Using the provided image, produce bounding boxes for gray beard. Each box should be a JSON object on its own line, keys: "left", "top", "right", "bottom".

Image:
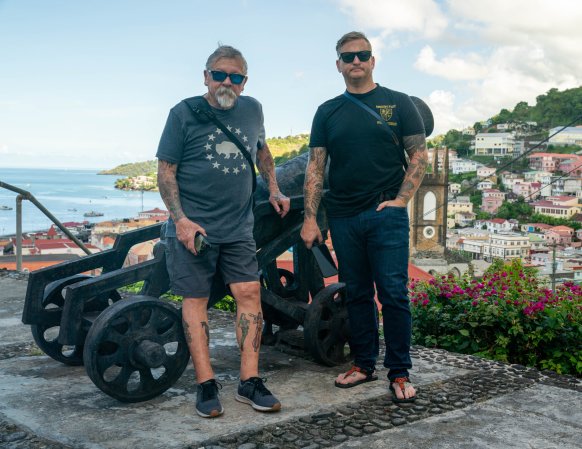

{"left": 215, "top": 86, "right": 237, "bottom": 109}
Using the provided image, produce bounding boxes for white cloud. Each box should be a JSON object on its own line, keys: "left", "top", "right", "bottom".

{"left": 415, "top": 46, "right": 487, "bottom": 81}
{"left": 336, "top": 0, "right": 448, "bottom": 39}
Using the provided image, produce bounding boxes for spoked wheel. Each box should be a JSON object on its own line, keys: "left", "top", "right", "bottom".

{"left": 31, "top": 275, "right": 121, "bottom": 366}
{"left": 83, "top": 296, "right": 190, "bottom": 403}
{"left": 303, "top": 283, "right": 351, "bottom": 366}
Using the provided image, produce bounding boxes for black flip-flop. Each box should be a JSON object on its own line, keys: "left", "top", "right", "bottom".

{"left": 389, "top": 377, "right": 416, "bottom": 403}
{"left": 334, "top": 366, "right": 378, "bottom": 389}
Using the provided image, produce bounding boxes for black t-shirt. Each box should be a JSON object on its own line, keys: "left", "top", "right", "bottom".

{"left": 309, "top": 84, "right": 425, "bottom": 217}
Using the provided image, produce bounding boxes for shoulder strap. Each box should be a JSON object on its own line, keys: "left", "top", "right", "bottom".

{"left": 343, "top": 91, "right": 408, "bottom": 170}
{"left": 183, "top": 97, "right": 257, "bottom": 192}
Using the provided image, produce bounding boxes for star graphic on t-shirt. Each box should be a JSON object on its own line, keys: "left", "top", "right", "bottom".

{"left": 222, "top": 167, "right": 230, "bottom": 174}
{"left": 227, "top": 125, "right": 232, "bottom": 131}
{"left": 205, "top": 143, "right": 212, "bottom": 151}
{"left": 233, "top": 167, "right": 240, "bottom": 175}
{"left": 235, "top": 128, "right": 241, "bottom": 135}
{"left": 212, "top": 161, "right": 220, "bottom": 169}
{"left": 206, "top": 154, "right": 214, "bottom": 160}
{"left": 242, "top": 135, "right": 248, "bottom": 142}
{"left": 215, "top": 128, "right": 222, "bottom": 134}
{"left": 241, "top": 163, "right": 247, "bottom": 170}
{"left": 246, "top": 145, "right": 251, "bottom": 151}
{"left": 208, "top": 134, "right": 215, "bottom": 141}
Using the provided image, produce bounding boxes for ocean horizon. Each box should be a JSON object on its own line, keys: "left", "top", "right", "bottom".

{"left": 0, "top": 167, "right": 166, "bottom": 237}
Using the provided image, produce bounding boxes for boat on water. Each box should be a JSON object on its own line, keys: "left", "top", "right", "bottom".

{"left": 0, "top": 205, "right": 13, "bottom": 211}
{"left": 83, "top": 211, "right": 104, "bottom": 217}
{"left": 68, "top": 208, "right": 78, "bottom": 212}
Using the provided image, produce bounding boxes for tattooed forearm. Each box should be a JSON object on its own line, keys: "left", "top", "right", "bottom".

{"left": 396, "top": 134, "right": 428, "bottom": 204}
{"left": 256, "top": 143, "right": 278, "bottom": 193}
{"left": 238, "top": 313, "right": 250, "bottom": 351}
{"left": 303, "top": 147, "right": 328, "bottom": 219}
{"left": 182, "top": 318, "right": 192, "bottom": 345}
{"left": 201, "top": 321, "right": 210, "bottom": 347}
{"left": 158, "top": 159, "right": 186, "bottom": 221}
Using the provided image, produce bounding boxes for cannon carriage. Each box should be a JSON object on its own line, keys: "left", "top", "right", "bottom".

{"left": 21, "top": 153, "right": 350, "bottom": 403}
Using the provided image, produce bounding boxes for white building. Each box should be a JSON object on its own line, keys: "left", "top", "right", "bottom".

{"left": 548, "top": 126, "right": 582, "bottom": 147}
{"left": 477, "top": 166, "right": 497, "bottom": 179}
{"left": 474, "top": 132, "right": 516, "bottom": 156}
{"left": 451, "top": 159, "right": 479, "bottom": 174}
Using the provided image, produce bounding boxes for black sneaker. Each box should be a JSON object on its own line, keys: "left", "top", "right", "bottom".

{"left": 235, "top": 377, "right": 281, "bottom": 412}
{"left": 196, "top": 379, "right": 224, "bottom": 418}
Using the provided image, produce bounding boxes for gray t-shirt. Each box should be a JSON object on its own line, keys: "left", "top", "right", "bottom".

{"left": 156, "top": 95, "right": 265, "bottom": 243}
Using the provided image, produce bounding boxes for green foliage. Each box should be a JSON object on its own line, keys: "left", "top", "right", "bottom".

{"left": 273, "top": 144, "right": 309, "bottom": 166}
{"left": 530, "top": 213, "right": 582, "bottom": 231}
{"left": 441, "top": 129, "right": 472, "bottom": 157}
{"left": 410, "top": 259, "right": 582, "bottom": 376}
{"left": 495, "top": 197, "right": 534, "bottom": 221}
{"left": 547, "top": 144, "right": 581, "bottom": 154}
{"left": 267, "top": 134, "right": 310, "bottom": 159}
{"left": 213, "top": 295, "right": 237, "bottom": 312}
{"left": 100, "top": 160, "right": 158, "bottom": 176}
{"left": 448, "top": 171, "right": 477, "bottom": 184}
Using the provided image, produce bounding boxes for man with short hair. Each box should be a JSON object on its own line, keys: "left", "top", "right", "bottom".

{"left": 301, "top": 31, "right": 428, "bottom": 402}
{"left": 157, "top": 45, "right": 289, "bottom": 418}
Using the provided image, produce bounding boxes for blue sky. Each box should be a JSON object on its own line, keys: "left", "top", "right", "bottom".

{"left": 1, "top": 0, "right": 581, "bottom": 169}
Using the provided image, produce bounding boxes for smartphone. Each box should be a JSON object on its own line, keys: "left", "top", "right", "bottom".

{"left": 194, "top": 233, "right": 211, "bottom": 256}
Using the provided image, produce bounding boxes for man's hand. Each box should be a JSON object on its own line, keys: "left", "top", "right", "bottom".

{"left": 269, "top": 191, "right": 290, "bottom": 218}
{"left": 176, "top": 217, "right": 206, "bottom": 255}
{"left": 376, "top": 198, "right": 407, "bottom": 211}
{"left": 300, "top": 218, "right": 323, "bottom": 249}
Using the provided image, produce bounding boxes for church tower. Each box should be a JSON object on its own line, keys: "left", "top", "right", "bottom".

{"left": 409, "top": 148, "right": 449, "bottom": 257}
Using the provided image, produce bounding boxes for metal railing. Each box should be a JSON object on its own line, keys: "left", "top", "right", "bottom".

{"left": 0, "top": 181, "right": 90, "bottom": 271}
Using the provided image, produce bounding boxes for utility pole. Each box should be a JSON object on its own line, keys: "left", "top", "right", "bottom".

{"left": 552, "top": 242, "right": 556, "bottom": 291}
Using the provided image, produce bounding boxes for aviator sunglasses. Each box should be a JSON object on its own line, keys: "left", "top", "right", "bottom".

{"left": 339, "top": 50, "right": 372, "bottom": 63}
{"left": 209, "top": 70, "right": 246, "bottom": 85}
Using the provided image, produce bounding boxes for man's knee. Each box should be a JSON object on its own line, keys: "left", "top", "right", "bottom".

{"left": 231, "top": 281, "right": 260, "bottom": 306}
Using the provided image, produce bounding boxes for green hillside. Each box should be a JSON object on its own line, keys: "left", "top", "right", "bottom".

{"left": 99, "top": 160, "right": 157, "bottom": 176}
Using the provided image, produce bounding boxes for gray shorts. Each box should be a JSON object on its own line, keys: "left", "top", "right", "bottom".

{"left": 165, "top": 237, "right": 259, "bottom": 298}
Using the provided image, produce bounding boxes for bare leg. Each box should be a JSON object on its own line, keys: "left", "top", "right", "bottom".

{"left": 182, "top": 297, "right": 214, "bottom": 383}
{"left": 230, "top": 281, "right": 262, "bottom": 380}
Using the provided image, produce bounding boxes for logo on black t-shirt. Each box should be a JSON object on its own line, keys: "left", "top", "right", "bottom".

{"left": 376, "top": 104, "right": 396, "bottom": 123}
{"left": 205, "top": 126, "right": 251, "bottom": 176}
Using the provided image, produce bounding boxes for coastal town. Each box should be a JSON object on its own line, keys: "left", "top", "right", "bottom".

{"left": 1, "top": 123, "right": 582, "bottom": 287}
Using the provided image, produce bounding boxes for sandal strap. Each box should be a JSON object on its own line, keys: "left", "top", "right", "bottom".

{"left": 393, "top": 376, "right": 411, "bottom": 393}
{"left": 343, "top": 365, "right": 371, "bottom": 378}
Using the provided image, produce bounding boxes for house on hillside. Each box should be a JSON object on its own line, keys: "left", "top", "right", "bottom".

{"left": 474, "top": 132, "right": 515, "bottom": 156}
{"left": 548, "top": 126, "right": 582, "bottom": 147}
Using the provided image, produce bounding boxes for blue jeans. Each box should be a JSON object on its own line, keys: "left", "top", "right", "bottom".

{"left": 329, "top": 205, "right": 412, "bottom": 379}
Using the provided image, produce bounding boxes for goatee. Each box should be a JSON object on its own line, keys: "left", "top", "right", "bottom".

{"left": 215, "top": 86, "right": 237, "bottom": 109}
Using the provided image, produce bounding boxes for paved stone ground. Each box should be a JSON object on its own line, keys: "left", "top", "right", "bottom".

{"left": 0, "top": 271, "right": 580, "bottom": 449}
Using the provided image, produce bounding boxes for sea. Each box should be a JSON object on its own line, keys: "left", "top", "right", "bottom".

{"left": 0, "top": 167, "right": 166, "bottom": 237}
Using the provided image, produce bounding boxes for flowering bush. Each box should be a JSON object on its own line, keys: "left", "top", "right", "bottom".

{"left": 410, "top": 259, "right": 582, "bottom": 376}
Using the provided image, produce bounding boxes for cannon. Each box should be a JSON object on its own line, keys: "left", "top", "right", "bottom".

{"left": 21, "top": 152, "right": 349, "bottom": 403}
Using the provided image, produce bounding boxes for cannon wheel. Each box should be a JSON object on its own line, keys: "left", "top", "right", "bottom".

{"left": 83, "top": 296, "right": 190, "bottom": 403}
{"left": 31, "top": 275, "right": 121, "bottom": 366}
{"left": 303, "top": 283, "right": 351, "bottom": 366}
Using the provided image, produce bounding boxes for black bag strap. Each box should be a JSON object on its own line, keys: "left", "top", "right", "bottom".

{"left": 184, "top": 97, "right": 257, "bottom": 192}
{"left": 343, "top": 91, "right": 408, "bottom": 170}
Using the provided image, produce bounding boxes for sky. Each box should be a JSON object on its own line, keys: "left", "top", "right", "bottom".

{"left": 1, "top": 0, "right": 581, "bottom": 170}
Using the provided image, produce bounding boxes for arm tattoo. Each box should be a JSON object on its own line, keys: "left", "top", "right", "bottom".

{"left": 396, "top": 134, "right": 428, "bottom": 204}
{"left": 238, "top": 313, "right": 250, "bottom": 351}
{"left": 256, "top": 143, "right": 278, "bottom": 193}
{"left": 304, "top": 147, "right": 328, "bottom": 219}
{"left": 182, "top": 318, "right": 192, "bottom": 345}
{"left": 201, "top": 321, "right": 210, "bottom": 347}
{"left": 157, "top": 159, "right": 186, "bottom": 221}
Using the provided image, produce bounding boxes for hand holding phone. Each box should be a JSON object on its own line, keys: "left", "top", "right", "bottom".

{"left": 194, "top": 233, "right": 211, "bottom": 256}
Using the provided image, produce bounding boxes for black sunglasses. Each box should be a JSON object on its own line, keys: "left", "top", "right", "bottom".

{"left": 339, "top": 50, "right": 372, "bottom": 63}
{"left": 209, "top": 70, "right": 246, "bottom": 85}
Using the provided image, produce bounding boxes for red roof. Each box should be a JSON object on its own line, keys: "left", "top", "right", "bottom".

{"left": 47, "top": 226, "right": 58, "bottom": 237}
